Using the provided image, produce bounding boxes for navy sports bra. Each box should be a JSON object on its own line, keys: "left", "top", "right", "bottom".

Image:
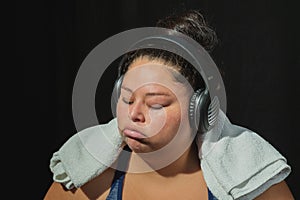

{"left": 106, "top": 146, "right": 218, "bottom": 200}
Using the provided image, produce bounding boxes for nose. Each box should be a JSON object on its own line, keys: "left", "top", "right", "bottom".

{"left": 128, "top": 100, "right": 146, "bottom": 123}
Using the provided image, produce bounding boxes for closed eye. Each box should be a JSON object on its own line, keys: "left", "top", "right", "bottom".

{"left": 122, "top": 97, "right": 133, "bottom": 105}
{"left": 150, "top": 104, "right": 164, "bottom": 110}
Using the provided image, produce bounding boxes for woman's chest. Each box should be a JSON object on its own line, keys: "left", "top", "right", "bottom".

{"left": 122, "top": 172, "right": 209, "bottom": 200}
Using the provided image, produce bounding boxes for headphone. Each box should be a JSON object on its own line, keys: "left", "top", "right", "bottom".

{"left": 111, "top": 33, "right": 220, "bottom": 134}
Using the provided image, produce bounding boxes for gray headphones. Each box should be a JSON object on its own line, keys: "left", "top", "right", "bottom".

{"left": 111, "top": 33, "right": 220, "bottom": 133}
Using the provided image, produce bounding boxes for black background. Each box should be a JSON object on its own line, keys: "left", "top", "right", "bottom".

{"left": 18, "top": 0, "right": 299, "bottom": 199}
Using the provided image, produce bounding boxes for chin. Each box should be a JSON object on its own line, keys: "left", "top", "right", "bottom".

{"left": 125, "top": 137, "right": 150, "bottom": 153}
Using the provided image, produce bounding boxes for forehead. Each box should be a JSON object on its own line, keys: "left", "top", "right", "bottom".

{"left": 125, "top": 63, "right": 173, "bottom": 83}
{"left": 123, "top": 62, "right": 193, "bottom": 97}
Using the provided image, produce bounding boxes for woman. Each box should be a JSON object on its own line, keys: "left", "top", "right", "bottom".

{"left": 44, "top": 10, "right": 294, "bottom": 199}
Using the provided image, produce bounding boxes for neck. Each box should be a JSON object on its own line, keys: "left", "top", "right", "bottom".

{"left": 156, "top": 142, "right": 201, "bottom": 177}
{"left": 127, "top": 142, "right": 201, "bottom": 177}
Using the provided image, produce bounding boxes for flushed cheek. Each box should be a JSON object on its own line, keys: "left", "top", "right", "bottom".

{"left": 116, "top": 102, "right": 125, "bottom": 116}
{"left": 146, "top": 108, "right": 168, "bottom": 137}
{"left": 164, "top": 109, "right": 181, "bottom": 134}
{"left": 148, "top": 107, "right": 182, "bottom": 140}
{"left": 116, "top": 102, "right": 129, "bottom": 128}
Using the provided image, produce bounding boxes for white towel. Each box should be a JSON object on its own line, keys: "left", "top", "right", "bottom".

{"left": 49, "top": 111, "right": 291, "bottom": 199}
{"left": 198, "top": 110, "right": 291, "bottom": 199}
{"left": 49, "top": 118, "right": 123, "bottom": 189}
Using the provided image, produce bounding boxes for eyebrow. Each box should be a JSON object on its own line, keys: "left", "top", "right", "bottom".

{"left": 121, "top": 86, "right": 133, "bottom": 93}
{"left": 121, "top": 86, "right": 171, "bottom": 97}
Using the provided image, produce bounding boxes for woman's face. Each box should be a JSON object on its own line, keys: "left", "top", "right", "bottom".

{"left": 117, "top": 57, "right": 194, "bottom": 154}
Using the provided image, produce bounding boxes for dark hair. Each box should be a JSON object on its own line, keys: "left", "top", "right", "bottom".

{"left": 119, "top": 9, "right": 218, "bottom": 91}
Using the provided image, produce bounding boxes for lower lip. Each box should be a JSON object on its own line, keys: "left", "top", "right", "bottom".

{"left": 123, "top": 129, "right": 146, "bottom": 139}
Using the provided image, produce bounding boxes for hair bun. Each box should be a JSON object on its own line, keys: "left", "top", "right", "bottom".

{"left": 156, "top": 10, "right": 218, "bottom": 53}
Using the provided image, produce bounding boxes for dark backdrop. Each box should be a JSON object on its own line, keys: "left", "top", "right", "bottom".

{"left": 18, "top": 0, "right": 299, "bottom": 199}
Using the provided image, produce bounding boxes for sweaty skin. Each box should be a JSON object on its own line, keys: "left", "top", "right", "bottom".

{"left": 44, "top": 57, "right": 295, "bottom": 200}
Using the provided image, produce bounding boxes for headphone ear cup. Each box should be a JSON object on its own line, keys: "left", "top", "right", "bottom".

{"left": 111, "top": 53, "right": 129, "bottom": 117}
{"left": 111, "top": 75, "right": 124, "bottom": 117}
{"left": 189, "top": 89, "right": 219, "bottom": 133}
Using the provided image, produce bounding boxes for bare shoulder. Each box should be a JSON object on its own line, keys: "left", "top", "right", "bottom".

{"left": 44, "top": 167, "right": 115, "bottom": 200}
{"left": 44, "top": 181, "right": 77, "bottom": 200}
{"left": 254, "top": 181, "right": 295, "bottom": 200}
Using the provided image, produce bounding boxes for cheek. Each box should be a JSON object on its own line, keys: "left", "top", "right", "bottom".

{"left": 149, "top": 101, "right": 189, "bottom": 138}
{"left": 116, "top": 101, "right": 128, "bottom": 125}
{"left": 163, "top": 101, "right": 191, "bottom": 136}
{"left": 166, "top": 108, "right": 181, "bottom": 124}
{"left": 116, "top": 101, "right": 125, "bottom": 116}
{"left": 157, "top": 106, "right": 182, "bottom": 136}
